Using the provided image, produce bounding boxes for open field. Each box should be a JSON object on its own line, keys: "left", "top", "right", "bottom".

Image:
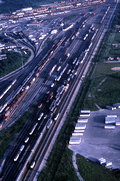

{"left": 82, "top": 74, "right": 120, "bottom": 110}
{"left": 0, "top": 50, "right": 31, "bottom": 78}
{"left": 93, "top": 3, "right": 120, "bottom": 64}
{"left": 76, "top": 154, "right": 120, "bottom": 181}
{"left": 96, "top": 31, "right": 120, "bottom": 63}
{"left": 95, "top": 76, "right": 120, "bottom": 108}
{"left": 92, "top": 62, "right": 120, "bottom": 79}
{"left": 0, "top": 0, "right": 60, "bottom": 13}
{"left": 38, "top": 147, "right": 79, "bottom": 181}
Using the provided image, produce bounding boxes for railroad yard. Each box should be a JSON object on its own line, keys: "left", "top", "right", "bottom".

{"left": 0, "top": 0, "right": 119, "bottom": 180}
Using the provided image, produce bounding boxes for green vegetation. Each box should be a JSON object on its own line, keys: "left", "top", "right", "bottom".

{"left": 0, "top": 49, "right": 31, "bottom": 77}
{"left": 0, "top": 0, "right": 38, "bottom": 13}
{"left": 39, "top": 147, "right": 79, "bottom": 181}
{"left": 82, "top": 2, "right": 120, "bottom": 110}
{"left": 0, "top": 0, "right": 57, "bottom": 14}
{"left": 76, "top": 154, "right": 120, "bottom": 181}
{"left": 96, "top": 30, "right": 120, "bottom": 62}
{"left": 63, "top": 14, "right": 78, "bottom": 23}
{"left": 0, "top": 106, "right": 33, "bottom": 163}
{"left": 92, "top": 62, "right": 120, "bottom": 78}
{"left": 53, "top": 148, "right": 79, "bottom": 181}
{"left": 112, "top": 2, "right": 120, "bottom": 28}
{"left": 83, "top": 74, "right": 120, "bottom": 110}
{"left": 93, "top": 3, "right": 120, "bottom": 64}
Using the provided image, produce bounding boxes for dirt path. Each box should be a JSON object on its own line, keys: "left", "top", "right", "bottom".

{"left": 72, "top": 151, "right": 84, "bottom": 181}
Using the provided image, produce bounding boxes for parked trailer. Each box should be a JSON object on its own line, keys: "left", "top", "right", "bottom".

{"left": 24, "top": 137, "right": 29, "bottom": 143}
{"left": 16, "top": 126, "right": 46, "bottom": 181}
{"left": 54, "top": 113, "right": 59, "bottom": 121}
{"left": 74, "top": 129, "right": 85, "bottom": 133}
{"left": 104, "top": 125, "right": 115, "bottom": 129}
{"left": 14, "top": 145, "right": 25, "bottom": 161}
{"left": 49, "top": 64, "right": 57, "bottom": 76}
{"left": 113, "top": 103, "right": 120, "bottom": 108}
{"left": 106, "top": 105, "right": 116, "bottom": 110}
{"left": 57, "top": 66, "right": 61, "bottom": 72}
{"left": 79, "top": 114, "right": 90, "bottom": 117}
{"left": 107, "top": 115, "right": 117, "bottom": 118}
{"left": 51, "top": 82, "right": 55, "bottom": 88}
{"left": 56, "top": 75, "right": 61, "bottom": 82}
{"left": 46, "top": 119, "right": 53, "bottom": 129}
{"left": 20, "top": 145, "right": 25, "bottom": 152}
{"left": 72, "top": 133, "right": 83, "bottom": 136}
{"left": 67, "top": 69, "right": 71, "bottom": 75}
{"left": 30, "top": 161, "right": 35, "bottom": 169}
{"left": 14, "top": 152, "right": 21, "bottom": 162}
{"left": 29, "top": 123, "right": 38, "bottom": 135}
{"left": 106, "top": 162, "right": 112, "bottom": 168}
{"left": 0, "top": 102, "right": 8, "bottom": 114}
{"left": 38, "top": 112, "right": 44, "bottom": 121}
{"left": 0, "top": 79, "right": 17, "bottom": 100}
{"left": 99, "top": 158, "right": 106, "bottom": 166}
{"left": 73, "top": 57, "right": 77, "bottom": 64}
{"left": 77, "top": 118, "right": 88, "bottom": 123}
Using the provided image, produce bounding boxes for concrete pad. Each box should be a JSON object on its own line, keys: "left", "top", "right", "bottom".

{"left": 69, "top": 109, "right": 120, "bottom": 169}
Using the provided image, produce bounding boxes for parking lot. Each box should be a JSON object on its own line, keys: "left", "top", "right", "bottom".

{"left": 69, "top": 108, "right": 120, "bottom": 169}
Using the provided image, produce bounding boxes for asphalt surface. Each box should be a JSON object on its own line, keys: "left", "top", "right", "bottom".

{"left": 69, "top": 108, "right": 120, "bottom": 169}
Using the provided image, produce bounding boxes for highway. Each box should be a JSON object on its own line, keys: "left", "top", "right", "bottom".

{"left": 0, "top": 0, "right": 118, "bottom": 180}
